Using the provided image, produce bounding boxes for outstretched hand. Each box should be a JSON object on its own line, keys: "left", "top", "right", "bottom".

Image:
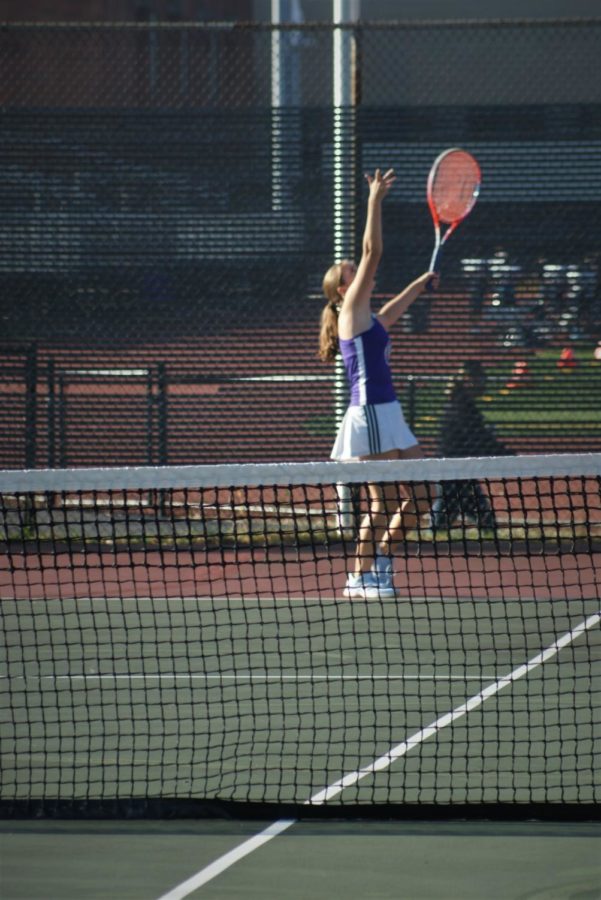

{"left": 365, "top": 168, "right": 396, "bottom": 201}
{"left": 416, "top": 271, "right": 439, "bottom": 292}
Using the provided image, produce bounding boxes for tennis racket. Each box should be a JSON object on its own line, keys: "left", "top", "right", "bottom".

{"left": 426, "top": 148, "right": 481, "bottom": 287}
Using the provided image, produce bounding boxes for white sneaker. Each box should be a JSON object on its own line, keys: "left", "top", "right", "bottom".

{"left": 342, "top": 572, "right": 380, "bottom": 599}
{"left": 374, "top": 571, "right": 396, "bottom": 598}
{"left": 372, "top": 556, "right": 396, "bottom": 598}
{"left": 342, "top": 571, "right": 395, "bottom": 599}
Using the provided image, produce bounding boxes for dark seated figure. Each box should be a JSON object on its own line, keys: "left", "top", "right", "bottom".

{"left": 432, "top": 361, "right": 512, "bottom": 532}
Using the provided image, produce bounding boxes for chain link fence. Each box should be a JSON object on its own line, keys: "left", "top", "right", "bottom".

{"left": 1, "top": 20, "right": 600, "bottom": 467}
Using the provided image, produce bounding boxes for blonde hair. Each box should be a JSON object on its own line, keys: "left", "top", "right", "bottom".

{"left": 318, "top": 262, "right": 345, "bottom": 362}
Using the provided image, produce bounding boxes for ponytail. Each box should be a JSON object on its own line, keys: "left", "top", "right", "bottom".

{"left": 318, "top": 262, "right": 344, "bottom": 362}
{"left": 318, "top": 302, "right": 340, "bottom": 362}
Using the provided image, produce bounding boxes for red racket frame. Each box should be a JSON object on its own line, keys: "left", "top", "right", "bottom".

{"left": 427, "top": 147, "right": 481, "bottom": 273}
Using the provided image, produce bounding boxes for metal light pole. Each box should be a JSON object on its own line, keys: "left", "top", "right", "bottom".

{"left": 271, "top": 0, "right": 303, "bottom": 211}
{"left": 332, "top": 0, "right": 360, "bottom": 429}
{"left": 333, "top": 0, "right": 360, "bottom": 533}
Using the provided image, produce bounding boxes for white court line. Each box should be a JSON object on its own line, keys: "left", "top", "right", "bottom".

{"left": 5, "top": 594, "right": 563, "bottom": 606}
{"left": 3, "top": 672, "right": 500, "bottom": 683}
{"left": 155, "top": 608, "right": 601, "bottom": 900}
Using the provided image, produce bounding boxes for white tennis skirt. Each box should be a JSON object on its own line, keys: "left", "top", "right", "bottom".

{"left": 330, "top": 400, "right": 418, "bottom": 460}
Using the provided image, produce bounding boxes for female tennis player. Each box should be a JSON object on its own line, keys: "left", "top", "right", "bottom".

{"left": 319, "top": 168, "right": 436, "bottom": 599}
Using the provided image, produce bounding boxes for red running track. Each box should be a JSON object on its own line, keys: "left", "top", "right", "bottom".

{"left": 2, "top": 545, "right": 599, "bottom": 603}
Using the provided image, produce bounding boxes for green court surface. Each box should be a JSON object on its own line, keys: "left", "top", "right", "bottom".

{"left": 1, "top": 818, "right": 600, "bottom": 899}
{"left": 2, "top": 593, "right": 599, "bottom": 808}
{"left": 2, "top": 534, "right": 600, "bottom": 899}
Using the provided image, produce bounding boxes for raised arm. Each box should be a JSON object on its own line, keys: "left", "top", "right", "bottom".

{"left": 337, "top": 168, "right": 396, "bottom": 339}
{"left": 376, "top": 271, "right": 438, "bottom": 331}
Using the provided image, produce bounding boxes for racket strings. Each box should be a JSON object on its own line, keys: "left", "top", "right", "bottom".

{"left": 430, "top": 152, "right": 480, "bottom": 224}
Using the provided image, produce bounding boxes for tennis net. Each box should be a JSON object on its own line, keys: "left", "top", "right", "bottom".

{"left": 1, "top": 454, "right": 599, "bottom": 818}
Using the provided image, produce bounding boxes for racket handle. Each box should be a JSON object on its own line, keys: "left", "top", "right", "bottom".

{"left": 426, "top": 245, "right": 441, "bottom": 292}
{"left": 426, "top": 275, "right": 437, "bottom": 293}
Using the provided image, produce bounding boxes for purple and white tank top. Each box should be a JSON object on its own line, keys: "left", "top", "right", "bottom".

{"left": 338, "top": 316, "right": 397, "bottom": 406}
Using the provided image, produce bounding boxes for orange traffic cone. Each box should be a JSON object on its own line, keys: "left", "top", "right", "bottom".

{"left": 506, "top": 359, "right": 531, "bottom": 389}
{"left": 558, "top": 347, "right": 577, "bottom": 369}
